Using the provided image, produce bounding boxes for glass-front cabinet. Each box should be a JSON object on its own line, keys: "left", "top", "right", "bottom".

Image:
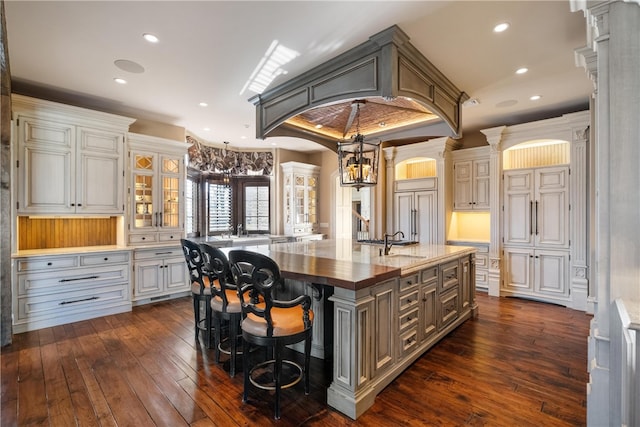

{"left": 127, "top": 134, "right": 186, "bottom": 245}
{"left": 281, "top": 161, "right": 320, "bottom": 236}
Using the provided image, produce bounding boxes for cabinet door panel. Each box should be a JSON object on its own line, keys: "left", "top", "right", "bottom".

{"left": 394, "top": 192, "right": 414, "bottom": 239}
{"left": 135, "top": 260, "right": 163, "bottom": 297}
{"left": 535, "top": 167, "right": 569, "bottom": 248}
{"left": 503, "top": 248, "right": 533, "bottom": 292}
{"left": 534, "top": 250, "right": 569, "bottom": 297}
{"left": 165, "top": 258, "right": 188, "bottom": 291}
{"left": 420, "top": 284, "right": 437, "bottom": 341}
{"left": 21, "top": 146, "right": 74, "bottom": 213}
{"left": 372, "top": 282, "right": 394, "bottom": 375}
{"left": 474, "top": 159, "right": 491, "bottom": 209}
{"left": 503, "top": 170, "right": 534, "bottom": 245}
{"left": 415, "top": 191, "right": 437, "bottom": 244}
{"left": 453, "top": 160, "right": 472, "bottom": 210}
{"left": 78, "top": 153, "right": 122, "bottom": 213}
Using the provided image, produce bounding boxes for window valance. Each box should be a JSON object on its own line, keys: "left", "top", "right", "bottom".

{"left": 186, "top": 135, "right": 274, "bottom": 176}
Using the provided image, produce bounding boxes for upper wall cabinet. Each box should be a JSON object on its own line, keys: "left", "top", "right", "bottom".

{"left": 281, "top": 161, "right": 320, "bottom": 236}
{"left": 127, "top": 133, "right": 187, "bottom": 246}
{"left": 451, "top": 147, "right": 490, "bottom": 211}
{"left": 12, "top": 95, "right": 135, "bottom": 215}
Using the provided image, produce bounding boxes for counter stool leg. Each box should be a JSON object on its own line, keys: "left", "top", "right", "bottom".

{"left": 213, "top": 313, "right": 222, "bottom": 364}
{"left": 274, "top": 343, "right": 282, "bottom": 420}
{"left": 304, "top": 336, "right": 311, "bottom": 394}
{"left": 229, "top": 317, "right": 238, "bottom": 377}
{"left": 193, "top": 297, "right": 200, "bottom": 341}
{"left": 206, "top": 299, "right": 213, "bottom": 348}
{"left": 242, "top": 337, "right": 250, "bottom": 403}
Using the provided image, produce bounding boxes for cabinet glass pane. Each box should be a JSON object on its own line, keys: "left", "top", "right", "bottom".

{"left": 162, "top": 176, "right": 180, "bottom": 228}
{"left": 135, "top": 155, "right": 154, "bottom": 171}
{"left": 163, "top": 158, "right": 180, "bottom": 174}
{"left": 134, "top": 174, "right": 154, "bottom": 228}
{"left": 295, "top": 188, "right": 305, "bottom": 224}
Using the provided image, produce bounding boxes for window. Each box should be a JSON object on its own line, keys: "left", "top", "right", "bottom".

{"left": 185, "top": 173, "right": 200, "bottom": 236}
{"left": 186, "top": 168, "right": 270, "bottom": 236}
{"left": 244, "top": 183, "right": 270, "bottom": 233}
{"left": 207, "top": 182, "right": 233, "bottom": 235}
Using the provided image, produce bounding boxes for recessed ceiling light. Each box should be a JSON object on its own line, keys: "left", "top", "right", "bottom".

{"left": 378, "top": 121, "right": 387, "bottom": 127}
{"left": 143, "top": 33, "right": 159, "bottom": 43}
{"left": 271, "top": 142, "right": 277, "bottom": 146}
{"left": 114, "top": 78, "right": 127, "bottom": 84}
{"left": 199, "top": 102, "right": 208, "bottom": 107}
{"left": 530, "top": 95, "right": 542, "bottom": 101}
{"left": 315, "top": 124, "right": 323, "bottom": 129}
{"left": 493, "top": 22, "right": 510, "bottom": 33}
{"left": 240, "top": 136, "right": 247, "bottom": 139}
{"left": 203, "top": 127, "right": 210, "bottom": 131}
{"left": 515, "top": 67, "right": 528, "bottom": 75}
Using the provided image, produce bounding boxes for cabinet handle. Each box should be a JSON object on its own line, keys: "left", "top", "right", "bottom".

{"left": 159, "top": 212, "right": 163, "bottom": 227}
{"left": 535, "top": 201, "right": 539, "bottom": 235}
{"left": 59, "top": 296, "right": 99, "bottom": 305}
{"left": 47, "top": 262, "right": 52, "bottom": 266}
{"left": 70, "top": 203, "right": 75, "bottom": 207}
{"left": 530, "top": 201, "right": 533, "bottom": 235}
{"left": 59, "top": 275, "right": 99, "bottom": 283}
{"left": 155, "top": 251, "right": 173, "bottom": 255}
{"left": 155, "top": 212, "right": 159, "bottom": 227}
{"left": 77, "top": 203, "right": 82, "bottom": 207}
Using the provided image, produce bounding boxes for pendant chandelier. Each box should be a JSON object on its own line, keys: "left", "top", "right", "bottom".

{"left": 337, "top": 101, "right": 381, "bottom": 191}
{"left": 221, "top": 141, "right": 232, "bottom": 186}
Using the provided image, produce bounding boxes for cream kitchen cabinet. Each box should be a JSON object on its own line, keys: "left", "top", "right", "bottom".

{"left": 502, "top": 166, "right": 570, "bottom": 304}
{"left": 281, "top": 161, "right": 320, "bottom": 236}
{"left": 12, "top": 94, "right": 134, "bottom": 215}
{"left": 12, "top": 249, "right": 132, "bottom": 333}
{"left": 503, "top": 166, "right": 569, "bottom": 248}
{"left": 127, "top": 133, "right": 186, "bottom": 246}
{"left": 132, "top": 246, "right": 188, "bottom": 303}
{"left": 453, "top": 158, "right": 490, "bottom": 210}
{"left": 502, "top": 248, "right": 569, "bottom": 301}
{"left": 393, "top": 178, "right": 438, "bottom": 244}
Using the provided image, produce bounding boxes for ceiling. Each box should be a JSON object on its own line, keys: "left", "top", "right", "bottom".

{"left": 4, "top": 1, "right": 593, "bottom": 153}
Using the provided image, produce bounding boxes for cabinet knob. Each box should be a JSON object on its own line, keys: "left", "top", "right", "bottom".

{"left": 141, "top": 237, "right": 146, "bottom": 240}
{"left": 70, "top": 203, "right": 75, "bottom": 206}
{"left": 104, "top": 257, "right": 108, "bottom": 261}
{"left": 47, "top": 262, "right": 52, "bottom": 266}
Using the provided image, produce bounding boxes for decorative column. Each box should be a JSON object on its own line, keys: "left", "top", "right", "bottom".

{"left": 383, "top": 147, "right": 396, "bottom": 235}
{"left": 480, "top": 126, "right": 505, "bottom": 297}
{"left": 574, "top": 1, "right": 640, "bottom": 425}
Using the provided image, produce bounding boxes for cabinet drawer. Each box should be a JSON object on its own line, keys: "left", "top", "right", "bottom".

{"left": 18, "top": 265, "right": 130, "bottom": 296}
{"left": 438, "top": 288, "right": 459, "bottom": 331}
{"left": 128, "top": 233, "right": 158, "bottom": 244}
{"left": 80, "top": 251, "right": 130, "bottom": 266}
{"left": 16, "top": 284, "right": 129, "bottom": 322}
{"left": 420, "top": 266, "right": 438, "bottom": 285}
{"left": 398, "top": 328, "right": 419, "bottom": 359}
{"left": 398, "top": 289, "right": 419, "bottom": 313}
{"left": 398, "top": 307, "right": 419, "bottom": 333}
{"left": 134, "top": 247, "right": 182, "bottom": 260}
{"left": 399, "top": 274, "right": 419, "bottom": 292}
{"left": 439, "top": 260, "right": 459, "bottom": 292}
{"left": 17, "top": 256, "right": 78, "bottom": 272}
{"left": 159, "top": 232, "right": 182, "bottom": 243}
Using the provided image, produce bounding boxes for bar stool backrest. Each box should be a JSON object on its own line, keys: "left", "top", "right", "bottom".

{"left": 180, "top": 239, "right": 206, "bottom": 293}
{"left": 199, "top": 243, "right": 235, "bottom": 310}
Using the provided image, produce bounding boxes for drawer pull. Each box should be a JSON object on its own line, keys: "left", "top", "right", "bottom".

{"left": 104, "top": 257, "right": 108, "bottom": 261}
{"left": 59, "top": 275, "right": 98, "bottom": 283}
{"left": 47, "top": 262, "right": 52, "bottom": 266}
{"left": 59, "top": 296, "right": 99, "bottom": 305}
{"left": 155, "top": 252, "right": 173, "bottom": 255}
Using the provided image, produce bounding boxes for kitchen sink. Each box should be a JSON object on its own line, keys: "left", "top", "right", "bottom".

{"left": 357, "top": 239, "right": 418, "bottom": 246}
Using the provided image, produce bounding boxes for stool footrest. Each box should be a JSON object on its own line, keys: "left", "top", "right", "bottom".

{"left": 249, "top": 359, "right": 302, "bottom": 391}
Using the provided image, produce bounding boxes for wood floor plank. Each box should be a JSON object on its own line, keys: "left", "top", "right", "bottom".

{"left": 40, "top": 342, "right": 77, "bottom": 426}
{"left": 1, "top": 293, "right": 591, "bottom": 426}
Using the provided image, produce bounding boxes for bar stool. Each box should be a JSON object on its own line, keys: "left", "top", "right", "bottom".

{"left": 229, "top": 249, "right": 314, "bottom": 420}
{"left": 199, "top": 243, "right": 243, "bottom": 377}
{"left": 180, "top": 239, "right": 213, "bottom": 347}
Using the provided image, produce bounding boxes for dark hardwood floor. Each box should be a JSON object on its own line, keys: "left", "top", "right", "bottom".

{"left": 1, "top": 292, "right": 591, "bottom": 426}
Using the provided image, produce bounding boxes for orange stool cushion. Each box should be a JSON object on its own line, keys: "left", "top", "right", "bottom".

{"left": 242, "top": 306, "right": 314, "bottom": 337}
{"left": 191, "top": 276, "right": 215, "bottom": 296}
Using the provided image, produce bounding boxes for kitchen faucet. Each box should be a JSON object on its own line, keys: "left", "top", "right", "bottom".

{"left": 237, "top": 223, "right": 243, "bottom": 236}
{"left": 383, "top": 231, "right": 404, "bottom": 255}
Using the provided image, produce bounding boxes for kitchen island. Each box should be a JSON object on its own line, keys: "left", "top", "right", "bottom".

{"left": 226, "top": 239, "right": 477, "bottom": 419}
